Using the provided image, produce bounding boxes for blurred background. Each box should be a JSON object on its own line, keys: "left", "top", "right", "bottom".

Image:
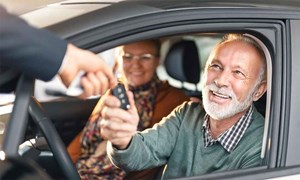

{"left": 0, "top": 0, "right": 63, "bottom": 15}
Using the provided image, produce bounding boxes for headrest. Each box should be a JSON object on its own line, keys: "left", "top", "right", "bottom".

{"left": 164, "top": 40, "right": 200, "bottom": 84}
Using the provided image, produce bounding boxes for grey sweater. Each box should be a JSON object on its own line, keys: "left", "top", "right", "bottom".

{"left": 108, "top": 101, "right": 264, "bottom": 179}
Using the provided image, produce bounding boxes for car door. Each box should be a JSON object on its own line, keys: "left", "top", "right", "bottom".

{"left": 17, "top": 1, "right": 300, "bottom": 179}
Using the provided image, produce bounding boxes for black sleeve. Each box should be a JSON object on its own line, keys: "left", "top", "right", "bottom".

{"left": 0, "top": 6, "right": 68, "bottom": 81}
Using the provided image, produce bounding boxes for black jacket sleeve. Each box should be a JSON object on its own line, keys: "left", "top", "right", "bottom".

{"left": 0, "top": 6, "right": 68, "bottom": 81}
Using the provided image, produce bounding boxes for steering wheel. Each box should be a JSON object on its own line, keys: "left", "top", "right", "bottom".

{"left": 28, "top": 96, "right": 80, "bottom": 179}
{"left": 1, "top": 74, "right": 80, "bottom": 180}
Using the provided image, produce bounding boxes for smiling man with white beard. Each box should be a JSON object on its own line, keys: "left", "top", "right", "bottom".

{"left": 99, "top": 33, "right": 268, "bottom": 179}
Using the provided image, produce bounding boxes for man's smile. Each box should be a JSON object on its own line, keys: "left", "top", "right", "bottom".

{"left": 209, "top": 90, "right": 232, "bottom": 104}
{"left": 211, "top": 90, "right": 231, "bottom": 99}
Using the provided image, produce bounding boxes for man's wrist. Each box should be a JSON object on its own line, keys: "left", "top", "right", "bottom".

{"left": 113, "top": 138, "right": 133, "bottom": 150}
{"left": 58, "top": 44, "right": 79, "bottom": 87}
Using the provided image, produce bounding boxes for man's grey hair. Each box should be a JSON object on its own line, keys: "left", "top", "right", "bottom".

{"left": 220, "top": 33, "right": 267, "bottom": 83}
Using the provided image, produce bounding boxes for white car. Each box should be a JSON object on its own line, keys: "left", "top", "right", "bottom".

{"left": 1, "top": 0, "right": 300, "bottom": 179}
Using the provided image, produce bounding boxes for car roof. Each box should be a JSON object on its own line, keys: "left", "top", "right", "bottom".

{"left": 21, "top": 0, "right": 300, "bottom": 25}
{"left": 127, "top": 0, "right": 300, "bottom": 9}
{"left": 21, "top": 0, "right": 300, "bottom": 40}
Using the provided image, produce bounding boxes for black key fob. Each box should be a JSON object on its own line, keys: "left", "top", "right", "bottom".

{"left": 111, "top": 83, "right": 130, "bottom": 110}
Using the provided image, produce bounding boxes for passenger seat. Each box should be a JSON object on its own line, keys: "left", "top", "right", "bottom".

{"left": 164, "top": 40, "right": 201, "bottom": 98}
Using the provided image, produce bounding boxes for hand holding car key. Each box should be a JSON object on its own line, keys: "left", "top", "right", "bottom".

{"left": 66, "top": 70, "right": 130, "bottom": 109}
{"left": 66, "top": 70, "right": 111, "bottom": 98}
{"left": 111, "top": 83, "right": 130, "bottom": 110}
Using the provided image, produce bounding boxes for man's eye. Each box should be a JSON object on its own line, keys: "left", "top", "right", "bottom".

{"left": 233, "top": 70, "right": 246, "bottom": 78}
{"left": 234, "top": 70, "right": 242, "bottom": 75}
{"left": 209, "top": 64, "right": 221, "bottom": 70}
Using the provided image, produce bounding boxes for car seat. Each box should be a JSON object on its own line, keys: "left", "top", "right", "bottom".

{"left": 164, "top": 40, "right": 201, "bottom": 98}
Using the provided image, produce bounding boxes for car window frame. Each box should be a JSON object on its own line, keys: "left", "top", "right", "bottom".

{"left": 75, "top": 20, "right": 282, "bottom": 178}
{"left": 22, "top": 6, "right": 293, "bottom": 178}
{"left": 285, "top": 19, "right": 300, "bottom": 167}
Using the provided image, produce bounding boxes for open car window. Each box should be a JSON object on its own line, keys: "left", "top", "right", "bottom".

{"left": 4, "top": 0, "right": 299, "bottom": 178}
{"left": 31, "top": 31, "right": 273, "bottom": 179}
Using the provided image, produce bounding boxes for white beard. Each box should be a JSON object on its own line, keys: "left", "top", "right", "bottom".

{"left": 202, "top": 83, "right": 255, "bottom": 120}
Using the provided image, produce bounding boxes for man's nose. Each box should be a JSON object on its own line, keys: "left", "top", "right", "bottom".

{"left": 214, "top": 70, "right": 230, "bottom": 87}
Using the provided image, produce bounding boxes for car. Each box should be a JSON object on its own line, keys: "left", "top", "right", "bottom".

{"left": 1, "top": 0, "right": 300, "bottom": 179}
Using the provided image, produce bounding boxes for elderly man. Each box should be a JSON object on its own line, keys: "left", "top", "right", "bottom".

{"left": 99, "top": 34, "right": 267, "bottom": 179}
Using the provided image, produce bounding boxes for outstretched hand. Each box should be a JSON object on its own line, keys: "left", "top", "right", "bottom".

{"left": 100, "top": 90, "right": 139, "bottom": 150}
{"left": 59, "top": 44, "right": 117, "bottom": 98}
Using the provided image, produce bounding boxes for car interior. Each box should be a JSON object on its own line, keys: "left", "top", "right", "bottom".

{"left": 164, "top": 39, "right": 201, "bottom": 98}
{"left": 0, "top": 32, "right": 270, "bottom": 179}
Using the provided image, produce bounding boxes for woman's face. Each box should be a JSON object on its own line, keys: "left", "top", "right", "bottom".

{"left": 122, "top": 41, "right": 160, "bottom": 87}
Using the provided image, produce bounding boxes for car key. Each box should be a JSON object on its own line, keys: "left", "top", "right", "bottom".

{"left": 111, "top": 83, "right": 130, "bottom": 110}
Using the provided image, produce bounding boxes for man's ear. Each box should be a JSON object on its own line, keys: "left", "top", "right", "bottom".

{"left": 253, "top": 80, "right": 267, "bottom": 102}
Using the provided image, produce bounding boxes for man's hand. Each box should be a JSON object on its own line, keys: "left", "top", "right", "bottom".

{"left": 59, "top": 44, "right": 117, "bottom": 98}
{"left": 78, "top": 71, "right": 112, "bottom": 98}
{"left": 100, "top": 91, "right": 139, "bottom": 150}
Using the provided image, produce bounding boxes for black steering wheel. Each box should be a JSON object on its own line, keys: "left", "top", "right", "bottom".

{"left": 28, "top": 96, "right": 80, "bottom": 180}
{"left": 1, "top": 74, "right": 80, "bottom": 180}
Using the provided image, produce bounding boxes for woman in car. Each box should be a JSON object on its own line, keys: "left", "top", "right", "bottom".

{"left": 67, "top": 39, "right": 189, "bottom": 179}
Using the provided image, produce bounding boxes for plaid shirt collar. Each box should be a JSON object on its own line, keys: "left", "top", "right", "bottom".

{"left": 202, "top": 105, "right": 254, "bottom": 153}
